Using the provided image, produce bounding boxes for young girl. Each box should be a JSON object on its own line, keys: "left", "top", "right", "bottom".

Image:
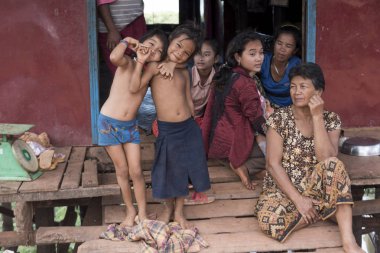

{"left": 97, "top": 29, "right": 168, "bottom": 228}
{"left": 191, "top": 39, "right": 220, "bottom": 126}
{"left": 202, "top": 31, "right": 266, "bottom": 190}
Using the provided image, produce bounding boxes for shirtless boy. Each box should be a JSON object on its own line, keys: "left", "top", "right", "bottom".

{"left": 98, "top": 29, "right": 168, "bottom": 227}
{"left": 130, "top": 24, "right": 211, "bottom": 228}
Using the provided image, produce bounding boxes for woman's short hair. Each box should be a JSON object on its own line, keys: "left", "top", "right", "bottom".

{"left": 289, "top": 62, "right": 325, "bottom": 91}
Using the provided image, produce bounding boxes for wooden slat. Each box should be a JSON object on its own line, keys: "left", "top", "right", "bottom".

{"left": 86, "top": 146, "right": 112, "bottom": 164}
{"left": 98, "top": 165, "right": 240, "bottom": 185}
{"left": 18, "top": 147, "right": 71, "bottom": 193}
{"left": 0, "top": 181, "right": 22, "bottom": 195}
{"left": 60, "top": 161, "right": 83, "bottom": 189}
{"left": 0, "top": 184, "right": 120, "bottom": 202}
{"left": 77, "top": 223, "right": 342, "bottom": 253}
{"left": 104, "top": 199, "right": 257, "bottom": 224}
{"left": 101, "top": 181, "right": 262, "bottom": 206}
{"left": 353, "top": 198, "right": 380, "bottom": 216}
{"left": 314, "top": 247, "right": 345, "bottom": 252}
{"left": 140, "top": 142, "right": 154, "bottom": 161}
{"left": 339, "top": 152, "right": 380, "bottom": 182}
{"left": 36, "top": 226, "right": 106, "bottom": 244}
{"left": 82, "top": 159, "right": 99, "bottom": 187}
{"left": 61, "top": 147, "right": 86, "bottom": 189}
{"left": 0, "top": 231, "right": 28, "bottom": 248}
{"left": 68, "top": 146, "right": 87, "bottom": 162}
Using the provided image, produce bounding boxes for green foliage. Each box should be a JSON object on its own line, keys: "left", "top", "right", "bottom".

{"left": 145, "top": 11, "right": 179, "bottom": 24}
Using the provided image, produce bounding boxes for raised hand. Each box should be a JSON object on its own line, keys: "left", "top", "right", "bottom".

{"left": 136, "top": 45, "right": 151, "bottom": 64}
{"left": 308, "top": 94, "right": 324, "bottom": 117}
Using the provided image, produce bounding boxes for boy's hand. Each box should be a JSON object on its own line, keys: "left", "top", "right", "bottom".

{"left": 123, "top": 37, "right": 140, "bottom": 51}
{"left": 136, "top": 46, "right": 151, "bottom": 64}
{"left": 157, "top": 61, "right": 176, "bottom": 80}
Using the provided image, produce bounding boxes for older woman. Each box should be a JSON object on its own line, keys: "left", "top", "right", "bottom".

{"left": 255, "top": 63, "right": 363, "bottom": 253}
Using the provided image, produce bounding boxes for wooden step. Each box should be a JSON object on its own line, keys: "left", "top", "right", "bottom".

{"left": 77, "top": 221, "right": 342, "bottom": 253}
{"left": 101, "top": 181, "right": 262, "bottom": 205}
{"left": 104, "top": 199, "right": 258, "bottom": 224}
{"left": 99, "top": 165, "right": 240, "bottom": 185}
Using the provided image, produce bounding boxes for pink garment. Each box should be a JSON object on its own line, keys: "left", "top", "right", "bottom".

{"left": 191, "top": 66, "right": 215, "bottom": 117}
{"left": 97, "top": 0, "right": 115, "bottom": 5}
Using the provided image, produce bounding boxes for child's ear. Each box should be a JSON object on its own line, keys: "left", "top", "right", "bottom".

{"left": 214, "top": 55, "right": 220, "bottom": 64}
{"left": 234, "top": 53, "right": 240, "bottom": 63}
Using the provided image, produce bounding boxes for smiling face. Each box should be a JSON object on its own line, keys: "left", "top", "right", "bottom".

{"left": 290, "top": 76, "right": 322, "bottom": 107}
{"left": 141, "top": 35, "right": 164, "bottom": 63}
{"left": 273, "top": 33, "right": 297, "bottom": 63}
{"left": 193, "top": 42, "right": 217, "bottom": 71}
{"left": 167, "top": 34, "right": 196, "bottom": 64}
{"left": 234, "top": 39, "right": 264, "bottom": 75}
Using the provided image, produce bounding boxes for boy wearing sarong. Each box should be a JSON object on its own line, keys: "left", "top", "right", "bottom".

{"left": 130, "top": 24, "right": 211, "bottom": 228}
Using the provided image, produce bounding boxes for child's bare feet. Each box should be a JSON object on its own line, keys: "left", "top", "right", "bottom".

{"left": 157, "top": 201, "right": 174, "bottom": 224}
{"left": 137, "top": 212, "right": 147, "bottom": 224}
{"left": 343, "top": 241, "right": 365, "bottom": 253}
{"left": 174, "top": 212, "right": 193, "bottom": 229}
{"left": 120, "top": 207, "right": 137, "bottom": 228}
{"left": 233, "top": 166, "right": 257, "bottom": 190}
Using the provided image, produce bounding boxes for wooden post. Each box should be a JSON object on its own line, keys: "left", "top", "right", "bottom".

{"left": 352, "top": 187, "right": 364, "bottom": 246}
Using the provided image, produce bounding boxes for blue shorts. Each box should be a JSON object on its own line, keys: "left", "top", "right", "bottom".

{"left": 97, "top": 113, "right": 140, "bottom": 146}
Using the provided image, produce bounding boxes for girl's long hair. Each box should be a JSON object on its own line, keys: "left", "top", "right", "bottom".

{"left": 213, "top": 31, "right": 264, "bottom": 92}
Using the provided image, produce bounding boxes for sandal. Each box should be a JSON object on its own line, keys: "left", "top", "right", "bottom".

{"left": 184, "top": 192, "right": 215, "bottom": 205}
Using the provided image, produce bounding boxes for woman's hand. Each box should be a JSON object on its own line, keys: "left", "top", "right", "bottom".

{"left": 107, "top": 30, "right": 122, "bottom": 50}
{"left": 294, "top": 196, "right": 320, "bottom": 224}
{"left": 308, "top": 94, "right": 324, "bottom": 118}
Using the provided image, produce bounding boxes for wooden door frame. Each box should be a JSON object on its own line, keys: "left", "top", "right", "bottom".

{"left": 87, "top": 0, "right": 99, "bottom": 145}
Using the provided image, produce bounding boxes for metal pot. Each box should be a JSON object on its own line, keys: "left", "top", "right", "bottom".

{"left": 340, "top": 137, "right": 380, "bottom": 156}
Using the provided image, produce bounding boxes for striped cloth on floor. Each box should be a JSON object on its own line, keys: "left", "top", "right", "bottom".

{"left": 100, "top": 219, "right": 209, "bottom": 252}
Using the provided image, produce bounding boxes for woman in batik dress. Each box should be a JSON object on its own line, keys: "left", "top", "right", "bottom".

{"left": 254, "top": 63, "right": 364, "bottom": 253}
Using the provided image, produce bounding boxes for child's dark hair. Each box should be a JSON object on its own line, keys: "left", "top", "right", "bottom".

{"left": 169, "top": 23, "right": 202, "bottom": 58}
{"left": 274, "top": 24, "right": 302, "bottom": 52}
{"left": 140, "top": 28, "right": 168, "bottom": 61}
{"left": 213, "top": 31, "right": 263, "bottom": 90}
{"left": 202, "top": 39, "right": 220, "bottom": 56}
{"left": 289, "top": 62, "right": 325, "bottom": 91}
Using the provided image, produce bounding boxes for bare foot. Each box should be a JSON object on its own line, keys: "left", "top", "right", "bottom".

{"left": 174, "top": 213, "right": 193, "bottom": 229}
{"left": 120, "top": 207, "right": 137, "bottom": 228}
{"left": 233, "top": 166, "right": 257, "bottom": 190}
{"left": 157, "top": 201, "right": 173, "bottom": 224}
{"left": 343, "top": 242, "right": 365, "bottom": 253}
{"left": 137, "top": 212, "right": 147, "bottom": 223}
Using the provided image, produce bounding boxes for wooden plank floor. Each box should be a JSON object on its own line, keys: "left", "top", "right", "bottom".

{"left": 78, "top": 134, "right": 346, "bottom": 252}
{"left": 3, "top": 131, "right": 376, "bottom": 251}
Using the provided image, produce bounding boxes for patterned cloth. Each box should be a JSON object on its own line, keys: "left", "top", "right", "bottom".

{"left": 100, "top": 220, "right": 209, "bottom": 253}
{"left": 97, "top": 113, "right": 140, "bottom": 145}
{"left": 254, "top": 106, "right": 353, "bottom": 242}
